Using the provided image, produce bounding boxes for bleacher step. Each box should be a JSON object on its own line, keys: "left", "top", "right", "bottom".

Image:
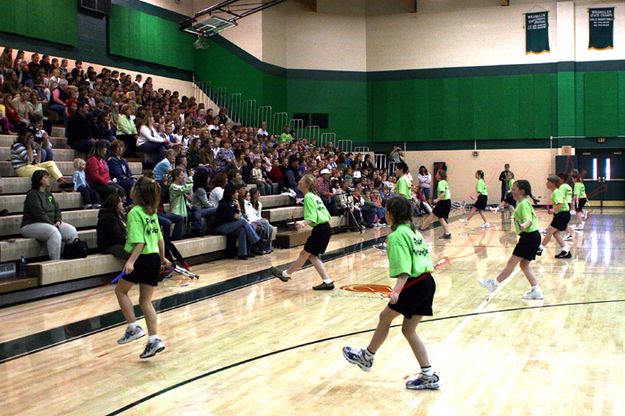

{"left": 0, "top": 208, "right": 99, "bottom": 237}
{"left": 274, "top": 216, "right": 345, "bottom": 248}
{"left": 1, "top": 176, "right": 72, "bottom": 194}
{"left": 0, "top": 148, "right": 76, "bottom": 162}
{"left": 0, "top": 161, "right": 142, "bottom": 177}
{"left": 262, "top": 206, "right": 304, "bottom": 222}
{"left": 0, "top": 135, "right": 69, "bottom": 148}
{"left": 1, "top": 192, "right": 83, "bottom": 215}
{"left": 0, "top": 277, "right": 40, "bottom": 294}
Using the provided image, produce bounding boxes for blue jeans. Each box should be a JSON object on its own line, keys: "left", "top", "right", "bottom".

{"left": 189, "top": 206, "right": 217, "bottom": 232}
{"left": 158, "top": 212, "right": 184, "bottom": 241}
{"left": 138, "top": 141, "right": 167, "bottom": 161}
{"left": 40, "top": 144, "right": 54, "bottom": 162}
{"left": 215, "top": 219, "right": 260, "bottom": 256}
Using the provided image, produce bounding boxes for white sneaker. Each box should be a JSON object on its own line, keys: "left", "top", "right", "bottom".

{"left": 480, "top": 222, "right": 491, "bottom": 228}
{"left": 459, "top": 218, "right": 468, "bottom": 225}
{"left": 539, "top": 228, "right": 547, "bottom": 235}
{"left": 574, "top": 224, "right": 584, "bottom": 230}
{"left": 479, "top": 278, "right": 498, "bottom": 293}
{"left": 564, "top": 234, "right": 573, "bottom": 241}
{"left": 490, "top": 207, "right": 499, "bottom": 213}
{"left": 140, "top": 337, "right": 166, "bottom": 359}
{"left": 117, "top": 325, "right": 145, "bottom": 344}
{"left": 523, "top": 287, "right": 544, "bottom": 300}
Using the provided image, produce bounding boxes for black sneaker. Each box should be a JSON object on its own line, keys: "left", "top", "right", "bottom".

{"left": 312, "top": 281, "right": 335, "bottom": 290}
{"left": 439, "top": 233, "right": 452, "bottom": 240}
{"left": 536, "top": 248, "right": 543, "bottom": 256}
{"left": 555, "top": 250, "right": 572, "bottom": 259}
{"left": 140, "top": 338, "right": 166, "bottom": 359}
{"left": 271, "top": 266, "right": 290, "bottom": 282}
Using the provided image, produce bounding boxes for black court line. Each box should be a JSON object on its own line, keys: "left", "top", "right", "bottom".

{"left": 105, "top": 298, "right": 625, "bottom": 415}
{"left": 0, "top": 234, "right": 390, "bottom": 364}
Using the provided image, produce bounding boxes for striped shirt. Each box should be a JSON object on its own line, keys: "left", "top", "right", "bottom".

{"left": 11, "top": 143, "right": 35, "bottom": 170}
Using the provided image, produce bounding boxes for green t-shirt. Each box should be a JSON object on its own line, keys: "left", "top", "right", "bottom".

{"left": 303, "top": 192, "right": 331, "bottom": 226}
{"left": 574, "top": 182, "right": 587, "bottom": 199}
{"left": 476, "top": 178, "right": 488, "bottom": 196}
{"left": 124, "top": 206, "right": 163, "bottom": 255}
{"left": 559, "top": 183, "right": 573, "bottom": 204}
{"left": 437, "top": 180, "right": 451, "bottom": 200}
{"left": 513, "top": 198, "right": 540, "bottom": 235}
{"left": 278, "top": 133, "right": 293, "bottom": 143}
{"left": 395, "top": 175, "right": 412, "bottom": 200}
{"left": 387, "top": 224, "right": 434, "bottom": 278}
{"left": 507, "top": 178, "right": 515, "bottom": 192}
{"left": 551, "top": 188, "right": 569, "bottom": 213}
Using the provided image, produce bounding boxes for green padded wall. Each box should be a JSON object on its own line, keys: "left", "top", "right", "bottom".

{"left": 108, "top": 5, "right": 194, "bottom": 71}
{"left": 0, "top": 0, "right": 77, "bottom": 46}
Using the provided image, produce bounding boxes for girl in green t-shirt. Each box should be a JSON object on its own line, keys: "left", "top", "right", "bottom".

{"left": 572, "top": 169, "right": 588, "bottom": 230}
{"left": 460, "top": 170, "right": 490, "bottom": 228}
{"left": 271, "top": 174, "right": 334, "bottom": 291}
{"left": 491, "top": 171, "right": 516, "bottom": 212}
{"left": 343, "top": 196, "right": 440, "bottom": 390}
{"left": 537, "top": 175, "right": 572, "bottom": 259}
{"left": 115, "top": 177, "right": 171, "bottom": 359}
{"left": 479, "top": 180, "right": 544, "bottom": 300}
{"left": 421, "top": 170, "right": 452, "bottom": 239}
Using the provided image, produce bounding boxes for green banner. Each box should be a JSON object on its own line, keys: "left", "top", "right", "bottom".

{"left": 589, "top": 7, "right": 614, "bottom": 49}
{"left": 525, "top": 11, "right": 550, "bottom": 54}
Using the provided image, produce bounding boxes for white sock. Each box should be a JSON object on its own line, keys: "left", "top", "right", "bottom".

{"left": 282, "top": 270, "right": 290, "bottom": 278}
{"left": 128, "top": 322, "right": 138, "bottom": 330}
{"left": 491, "top": 279, "right": 499, "bottom": 287}
{"left": 148, "top": 335, "right": 160, "bottom": 342}
{"left": 421, "top": 366, "right": 434, "bottom": 376}
{"left": 531, "top": 285, "right": 540, "bottom": 290}
{"left": 539, "top": 245, "right": 544, "bottom": 250}
{"left": 364, "top": 348, "right": 375, "bottom": 359}
{"left": 322, "top": 277, "right": 332, "bottom": 284}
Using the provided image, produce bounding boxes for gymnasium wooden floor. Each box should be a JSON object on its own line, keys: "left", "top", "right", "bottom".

{"left": 1, "top": 208, "right": 623, "bottom": 416}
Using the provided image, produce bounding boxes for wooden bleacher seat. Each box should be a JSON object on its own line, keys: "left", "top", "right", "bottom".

{"left": 0, "top": 161, "right": 143, "bottom": 177}
{"left": 1, "top": 192, "right": 83, "bottom": 214}
{"left": 262, "top": 206, "right": 304, "bottom": 222}
{"left": 0, "top": 135, "right": 70, "bottom": 148}
{"left": 0, "top": 147, "right": 76, "bottom": 162}
{"left": 274, "top": 216, "right": 346, "bottom": 248}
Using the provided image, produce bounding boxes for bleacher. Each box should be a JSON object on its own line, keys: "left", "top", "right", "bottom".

{"left": 0, "top": 127, "right": 349, "bottom": 299}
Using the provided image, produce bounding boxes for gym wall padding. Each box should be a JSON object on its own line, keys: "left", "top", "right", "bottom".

{"left": 0, "top": 0, "right": 78, "bottom": 47}
{"left": 108, "top": 5, "right": 195, "bottom": 71}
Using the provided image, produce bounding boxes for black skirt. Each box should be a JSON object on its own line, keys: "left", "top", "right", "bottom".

{"left": 512, "top": 231, "right": 541, "bottom": 261}
{"left": 304, "top": 222, "right": 332, "bottom": 257}
{"left": 123, "top": 253, "right": 162, "bottom": 287}
{"left": 504, "top": 193, "right": 516, "bottom": 207}
{"left": 432, "top": 199, "right": 451, "bottom": 220}
{"left": 550, "top": 211, "right": 571, "bottom": 231}
{"left": 474, "top": 194, "right": 488, "bottom": 210}
{"left": 576, "top": 198, "right": 587, "bottom": 212}
{"left": 388, "top": 273, "right": 436, "bottom": 318}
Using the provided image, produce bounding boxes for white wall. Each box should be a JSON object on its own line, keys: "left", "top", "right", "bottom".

{"left": 140, "top": 0, "right": 194, "bottom": 16}
{"left": 404, "top": 148, "right": 560, "bottom": 204}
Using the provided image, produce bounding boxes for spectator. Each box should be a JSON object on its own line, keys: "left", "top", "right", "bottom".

{"left": 257, "top": 121, "right": 269, "bottom": 137}
{"left": 389, "top": 145, "right": 405, "bottom": 164}
{"left": 0, "top": 94, "right": 17, "bottom": 134}
{"left": 168, "top": 167, "right": 197, "bottom": 233}
{"left": 49, "top": 79, "right": 68, "bottom": 120}
{"left": 30, "top": 112, "right": 53, "bottom": 162}
{"left": 208, "top": 172, "right": 227, "bottom": 206}
{"left": 285, "top": 155, "right": 302, "bottom": 198}
{"left": 316, "top": 168, "right": 333, "bottom": 208}
{"left": 10, "top": 129, "right": 69, "bottom": 186}
{"left": 116, "top": 104, "right": 137, "bottom": 156}
{"left": 212, "top": 183, "right": 260, "bottom": 260}
{"left": 190, "top": 169, "right": 218, "bottom": 235}
{"left": 86, "top": 140, "right": 123, "bottom": 201}
{"left": 97, "top": 192, "right": 130, "bottom": 260}
{"left": 153, "top": 148, "right": 176, "bottom": 182}
{"left": 417, "top": 165, "right": 432, "bottom": 202}
{"left": 12, "top": 88, "right": 34, "bottom": 126}
{"left": 73, "top": 158, "right": 101, "bottom": 209}
{"left": 66, "top": 101, "right": 99, "bottom": 155}
{"left": 107, "top": 140, "right": 136, "bottom": 203}
{"left": 499, "top": 163, "right": 512, "bottom": 202}
{"left": 243, "top": 188, "right": 273, "bottom": 254}
{"left": 216, "top": 140, "right": 234, "bottom": 171}
{"left": 2, "top": 71, "right": 20, "bottom": 96}
{"left": 136, "top": 114, "right": 168, "bottom": 161}
{"left": 278, "top": 125, "right": 293, "bottom": 144}
{"left": 97, "top": 110, "right": 116, "bottom": 142}
{"left": 21, "top": 171, "right": 78, "bottom": 260}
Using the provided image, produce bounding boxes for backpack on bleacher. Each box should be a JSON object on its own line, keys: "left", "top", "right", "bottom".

{"left": 62, "top": 238, "right": 89, "bottom": 259}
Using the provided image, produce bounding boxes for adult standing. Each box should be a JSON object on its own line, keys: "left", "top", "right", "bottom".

{"left": 499, "top": 164, "right": 512, "bottom": 202}
{"left": 21, "top": 171, "right": 78, "bottom": 260}
{"left": 417, "top": 166, "right": 432, "bottom": 202}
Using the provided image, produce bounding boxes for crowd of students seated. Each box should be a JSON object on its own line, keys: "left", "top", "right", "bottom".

{"left": 1, "top": 46, "right": 440, "bottom": 269}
